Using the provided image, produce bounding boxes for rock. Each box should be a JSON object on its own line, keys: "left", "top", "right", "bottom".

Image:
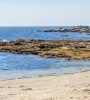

{"left": 0, "top": 39, "right": 90, "bottom": 60}
{"left": 39, "top": 26, "right": 90, "bottom": 33}
{"left": 16, "top": 38, "right": 26, "bottom": 43}
{"left": 14, "top": 38, "right": 26, "bottom": 45}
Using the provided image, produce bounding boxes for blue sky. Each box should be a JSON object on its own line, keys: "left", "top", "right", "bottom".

{"left": 0, "top": 0, "right": 90, "bottom": 26}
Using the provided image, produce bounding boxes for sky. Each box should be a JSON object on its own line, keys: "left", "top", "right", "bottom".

{"left": 0, "top": 0, "right": 90, "bottom": 26}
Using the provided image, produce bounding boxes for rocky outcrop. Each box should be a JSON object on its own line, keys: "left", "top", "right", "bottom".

{"left": 39, "top": 26, "right": 90, "bottom": 33}
{"left": 0, "top": 39, "right": 90, "bottom": 60}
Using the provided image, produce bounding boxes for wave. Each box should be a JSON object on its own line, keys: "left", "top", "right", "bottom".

{"left": 2, "top": 39, "right": 8, "bottom": 42}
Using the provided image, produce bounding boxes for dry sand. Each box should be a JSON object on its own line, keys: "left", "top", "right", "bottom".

{"left": 0, "top": 71, "right": 90, "bottom": 100}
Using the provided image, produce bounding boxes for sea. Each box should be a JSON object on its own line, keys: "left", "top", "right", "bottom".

{"left": 0, "top": 26, "right": 90, "bottom": 80}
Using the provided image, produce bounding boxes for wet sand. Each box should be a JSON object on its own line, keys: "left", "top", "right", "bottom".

{"left": 0, "top": 71, "right": 90, "bottom": 100}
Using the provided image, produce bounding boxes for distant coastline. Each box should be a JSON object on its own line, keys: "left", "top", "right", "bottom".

{"left": 38, "top": 26, "right": 90, "bottom": 33}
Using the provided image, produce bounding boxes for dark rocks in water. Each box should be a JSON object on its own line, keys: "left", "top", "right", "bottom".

{"left": 0, "top": 39, "right": 90, "bottom": 60}
{"left": 13, "top": 38, "right": 26, "bottom": 45}
{"left": 39, "top": 26, "right": 90, "bottom": 33}
{"left": 14, "top": 41, "right": 23, "bottom": 45}
{"left": 0, "top": 42, "right": 7, "bottom": 46}
{"left": 70, "top": 26, "right": 90, "bottom": 33}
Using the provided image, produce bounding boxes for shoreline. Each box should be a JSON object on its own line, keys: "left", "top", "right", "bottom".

{"left": 1, "top": 69, "right": 90, "bottom": 81}
{"left": 0, "top": 70, "right": 90, "bottom": 100}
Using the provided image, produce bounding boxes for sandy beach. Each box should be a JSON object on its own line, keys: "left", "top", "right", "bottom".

{"left": 0, "top": 71, "right": 89, "bottom": 100}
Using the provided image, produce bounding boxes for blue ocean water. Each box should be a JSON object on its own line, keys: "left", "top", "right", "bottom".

{"left": 0, "top": 27, "right": 90, "bottom": 41}
{"left": 0, "top": 27, "right": 90, "bottom": 80}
